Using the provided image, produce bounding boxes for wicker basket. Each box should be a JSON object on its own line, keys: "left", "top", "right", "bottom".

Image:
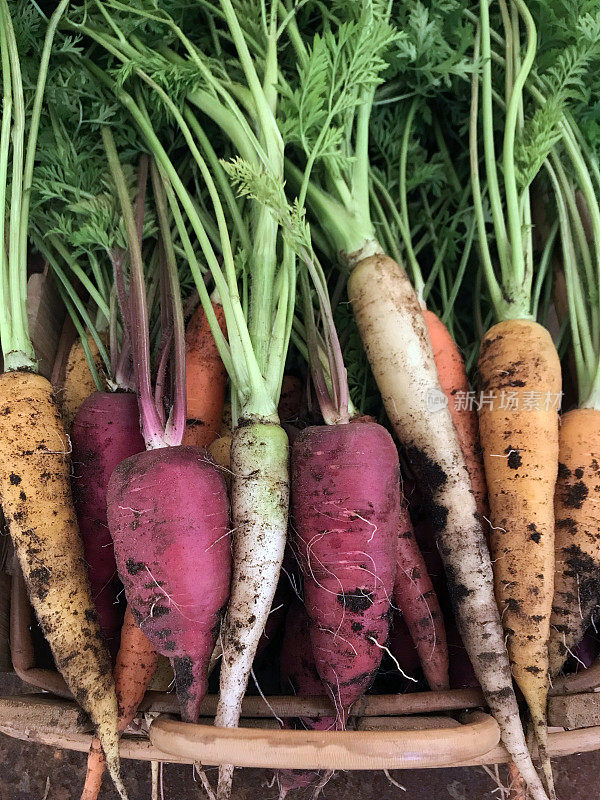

{"left": 6, "top": 579, "right": 600, "bottom": 770}
{"left": 3, "top": 271, "right": 600, "bottom": 771}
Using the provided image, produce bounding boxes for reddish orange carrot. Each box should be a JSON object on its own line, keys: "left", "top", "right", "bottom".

{"left": 508, "top": 762, "right": 528, "bottom": 800}
{"left": 182, "top": 301, "right": 228, "bottom": 448}
{"left": 80, "top": 608, "right": 158, "bottom": 800}
{"left": 423, "top": 309, "right": 489, "bottom": 527}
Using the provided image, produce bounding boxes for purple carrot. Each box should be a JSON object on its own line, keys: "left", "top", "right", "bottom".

{"left": 291, "top": 421, "right": 399, "bottom": 728}
{"left": 447, "top": 621, "right": 480, "bottom": 690}
{"left": 108, "top": 446, "right": 231, "bottom": 722}
{"left": 387, "top": 612, "right": 421, "bottom": 682}
{"left": 277, "top": 601, "right": 334, "bottom": 799}
{"left": 71, "top": 391, "right": 145, "bottom": 660}
{"left": 393, "top": 502, "right": 448, "bottom": 690}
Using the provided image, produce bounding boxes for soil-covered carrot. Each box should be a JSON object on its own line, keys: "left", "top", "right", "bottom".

{"left": 549, "top": 411, "right": 600, "bottom": 673}
{"left": 537, "top": 78, "right": 600, "bottom": 676}
{"left": 469, "top": 6, "right": 561, "bottom": 793}
{"left": 292, "top": 421, "right": 399, "bottom": 726}
{"left": 0, "top": 374, "right": 124, "bottom": 795}
{"left": 478, "top": 321, "right": 560, "bottom": 746}
{"left": 0, "top": 4, "right": 124, "bottom": 795}
{"left": 545, "top": 205, "right": 600, "bottom": 677}
{"left": 182, "top": 300, "right": 228, "bottom": 448}
{"left": 349, "top": 256, "right": 545, "bottom": 798}
{"left": 109, "top": 446, "right": 232, "bottom": 722}
{"left": 81, "top": 608, "right": 158, "bottom": 800}
{"left": 394, "top": 501, "right": 448, "bottom": 690}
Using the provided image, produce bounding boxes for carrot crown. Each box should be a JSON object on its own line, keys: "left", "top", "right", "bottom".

{"left": 102, "top": 133, "right": 187, "bottom": 449}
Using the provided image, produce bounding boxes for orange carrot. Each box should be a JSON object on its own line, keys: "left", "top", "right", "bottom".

{"left": 61, "top": 333, "right": 105, "bottom": 429}
{"left": 80, "top": 607, "right": 158, "bottom": 800}
{"left": 423, "top": 310, "right": 489, "bottom": 527}
{"left": 478, "top": 319, "right": 561, "bottom": 796}
{"left": 182, "top": 301, "right": 228, "bottom": 448}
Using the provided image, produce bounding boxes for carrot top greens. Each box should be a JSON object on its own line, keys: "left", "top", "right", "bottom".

{"left": 64, "top": 0, "right": 297, "bottom": 424}
{"left": 0, "top": 0, "right": 69, "bottom": 372}
{"left": 464, "top": 0, "right": 600, "bottom": 403}
{"left": 470, "top": 1, "right": 600, "bottom": 327}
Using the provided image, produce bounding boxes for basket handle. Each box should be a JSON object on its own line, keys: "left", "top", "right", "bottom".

{"left": 149, "top": 711, "right": 500, "bottom": 770}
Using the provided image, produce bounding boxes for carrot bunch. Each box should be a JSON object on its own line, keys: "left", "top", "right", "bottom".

{"left": 12, "top": 3, "right": 600, "bottom": 800}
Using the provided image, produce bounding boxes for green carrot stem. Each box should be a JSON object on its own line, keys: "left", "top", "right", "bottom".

{"left": 501, "top": 0, "right": 536, "bottom": 297}
{"left": 0, "top": 15, "right": 12, "bottom": 328}
{"left": 433, "top": 117, "right": 462, "bottom": 194}
{"left": 480, "top": 0, "right": 511, "bottom": 287}
{"left": 551, "top": 154, "right": 598, "bottom": 346}
{"left": 369, "top": 171, "right": 422, "bottom": 290}
{"left": 0, "top": 0, "right": 69, "bottom": 371}
{"left": 469, "top": 25, "right": 504, "bottom": 320}
{"left": 19, "top": 0, "right": 70, "bottom": 314}
{"left": 545, "top": 160, "right": 593, "bottom": 404}
{"left": 531, "top": 221, "right": 558, "bottom": 319}
{"left": 183, "top": 108, "right": 250, "bottom": 252}
{"left": 47, "top": 236, "right": 110, "bottom": 322}
{"left": 399, "top": 99, "right": 418, "bottom": 243}
{"left": 43, "top": 247, "right": 111, "bottom": 374}
{"left": 368, "top": 184, "right": 404, "bottom": 268}
{"left": 441, "top": 215, "right": 477, "bottom": 326}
